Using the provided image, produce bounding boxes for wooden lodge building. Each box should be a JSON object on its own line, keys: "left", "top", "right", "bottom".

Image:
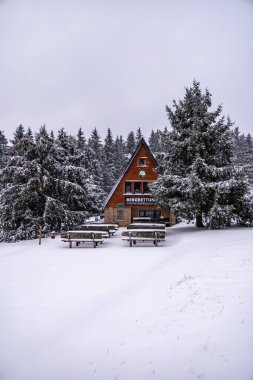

{"left": 103, "top": 138, "right": 176, "bottom": 227}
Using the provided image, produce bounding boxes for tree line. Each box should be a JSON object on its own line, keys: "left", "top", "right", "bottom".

{"left": 0, "top": 80, "right": 253, "bottom": 241}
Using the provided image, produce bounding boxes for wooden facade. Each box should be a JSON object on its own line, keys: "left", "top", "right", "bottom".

{"left": 104, "top": 138, "right": 176, "bottom": 227}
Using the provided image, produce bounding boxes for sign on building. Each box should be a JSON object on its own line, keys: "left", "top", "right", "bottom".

{"left": 125, "top": 197, "right": 156, "bottom": 205}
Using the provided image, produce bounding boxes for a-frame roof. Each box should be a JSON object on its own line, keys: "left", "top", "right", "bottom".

{"left": 103, "top": 138, "right": 158, "bottom": 209}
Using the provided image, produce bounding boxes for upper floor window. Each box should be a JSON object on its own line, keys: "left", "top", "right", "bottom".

{"left": 134, "top": 182, "right": 142, "bottom": 194}
{"left": 138, "top": 157, "right": 147, "bottom": 167}
{"left": 143, "top": 182, "right": 150, "bottom": 193}
{"left": 125, "top": 182, "right": 132, "bottom": 193}
{"left": 124, "top": 181, "right": 151, "bottom": 194}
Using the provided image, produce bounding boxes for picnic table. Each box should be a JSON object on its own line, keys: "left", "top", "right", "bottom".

{"left": 61, "top": 230, "right": 105, "bottom": 248}
{"left": 122, "top": 229, "right": 166, "bottom": 247}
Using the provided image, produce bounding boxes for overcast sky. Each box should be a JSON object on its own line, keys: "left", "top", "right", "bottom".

{"left": 1, "top": 0, "right": 253, "bottom": 141}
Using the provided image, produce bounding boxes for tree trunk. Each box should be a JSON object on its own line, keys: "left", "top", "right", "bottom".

{"left": 196, "top": 212, "right": 204, "bottom": 228}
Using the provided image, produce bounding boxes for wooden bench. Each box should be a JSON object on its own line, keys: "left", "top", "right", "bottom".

{"left": 61, "top": 231, "right": 104, "bottom": 248}
{"left": 122, "top": 229, "right": 166, "bottom": 247}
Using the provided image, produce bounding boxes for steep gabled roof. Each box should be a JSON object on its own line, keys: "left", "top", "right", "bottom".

{"left": 103, "top": 138, "right": 158, "bottom": 209}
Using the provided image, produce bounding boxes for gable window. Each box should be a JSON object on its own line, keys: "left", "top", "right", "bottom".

{"left": 138, "top": 158, "right": 147, "bottom": 167}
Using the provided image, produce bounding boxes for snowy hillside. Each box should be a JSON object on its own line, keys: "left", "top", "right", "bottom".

{"left": 0, "top": 223, "right": 253, "bottom": 380}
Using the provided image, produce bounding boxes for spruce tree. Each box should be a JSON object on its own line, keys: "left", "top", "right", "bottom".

{"left": 102, "top": 128, "right": 117, "bottom": 194}
{"left": 0, "top": 130, "right": 42, "bottom": 241}
{"left": 86, "top": 128, "right": 105, "bottom": 193}
{"left": 126, "top": 131, "right": 136, "bottom": 155}
{"left": 77, "top": 127, "right": 86, "bottom": 149}
{"left": 114, "top": 135, "right": 128, "bottom": 178}
{"left": 245, "top": 134, "right": 253, "bottom": 186}
{"left": 11, "top": 124, "right": 25, "bottom": 144}
{"left": 149, "top": 129, "right": 162, "bottom": 155}
{"left": 232, "top": 127, "right": 247, "bottom": 166}
{"left": 135, "top": 127, "right": 143, "bottom": 142}
{"left": 232, "top": 129, "right": 253, "bottom": 187}
{"left": 88, "top": 128, "right": 103, "bottom": 153}
{"left": 152, "top": 80, "right": 252, "bottom": 228}
{"left": 25, "top": 127, "right": 34, "bottom": 142}
{"left": 0, "top": 130, "right": 8, "bottom": 169}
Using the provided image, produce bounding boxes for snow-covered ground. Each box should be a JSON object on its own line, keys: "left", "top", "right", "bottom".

{"left": 0, "top": 223, "right": 253, "bottom": 380}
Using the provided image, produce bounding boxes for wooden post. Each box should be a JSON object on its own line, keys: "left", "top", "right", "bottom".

{"left": 154, "top": 231, "right": 158, "bottom": 246}
{"left": 129, "top": 231, "right": 132, "bottom": 247}
{"left": 38, "top": 225, "right": 42, "bottom": 245}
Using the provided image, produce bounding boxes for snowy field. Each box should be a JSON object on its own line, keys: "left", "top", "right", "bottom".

{"left": 0, "top": 223, "right": 253, "bottom": 380}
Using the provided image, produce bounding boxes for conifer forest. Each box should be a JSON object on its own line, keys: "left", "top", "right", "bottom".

{"left": 0, "top": 81, "right": 253, "bottom": 241}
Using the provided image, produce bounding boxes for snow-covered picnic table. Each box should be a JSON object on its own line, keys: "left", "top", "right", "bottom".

{"left": 61, "top": 230, "right": 106, "bottom": 248}
{"left": 80, "top": 223, "right": 118, "bottom": 236}
{"left": 122, "top": 228, "right": 166, "bottom": 247}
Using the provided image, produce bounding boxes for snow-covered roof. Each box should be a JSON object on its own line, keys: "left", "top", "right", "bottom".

{"left": 103, "top": 138, "right": 158, "bottom": 209}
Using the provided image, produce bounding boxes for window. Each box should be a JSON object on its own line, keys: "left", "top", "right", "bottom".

{"left": 139, "top": 158, "right": 147, "bottom": 167}
{"left": 154, "top": 210, "right": 161, "bottom": 218}
{"left": 125, "top": 181, "right": 152, "bottom": 194}
{"left": 139, "top": 210, "right": 161, "bottom": 218}
{"left": 143, "top": 182, "right": 150, "bottom": 193}
{"left": 117, "top": 209, "right": 124, "bottom": 221}
{"left": 125, "top": 182, "right": 132, "bottom": 193}
{"left": 134, "top": 182, "right": 142, "bottom": 194}
{"left": 145, "top": 210, "right": 155, "bottom": 218}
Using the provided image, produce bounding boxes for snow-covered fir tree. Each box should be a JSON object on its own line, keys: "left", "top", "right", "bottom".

{"left": 126, "top": 131, "right": 136, "bottom": 155}
{"left": 0, "top": 130, "right": 8, "bottom": 169}
{"left": 25, "top": 126, "right": 34, "bottom": 142}
{"left": 149, "top": 129, "right": 162, "bottom": 155}
{"left": 86, "top": 128, "right": 105, "bottom": 194}
{"left": 151, "top": 80, "right": 253, "bottom": 228}
{"left": 88, "top": 127, "right": 103, "bottom": 153}
{"left": 77, "top": 127, "right": 86, "bottom": 149}
{"left": 135, "top": 127, "right": 143, "bottom": 143}
{"left": 102, "top": 128, "right": 117, "bottom": 194}
{"left": 114, "top": 135, "right": 128, "bottom": 179}
{"left": 11, "top": 124, "right": 25, "bottom": 144}
{"left": 245, "top": 134, "right": 253, "bottom": 186}
{"left": 0, "top": 128, "right": 44, "bottom": 241}
{"left": 0, "top": 126, "right": 103, "bottom": 242}
{"left": 72, "top": 128, "right": 106, "bottom": 202}
{"left": 232, "top": 127, "right": 247, "bottom": 166}
{"left": 232, "top": 129, "right": 253, "bottom": 187}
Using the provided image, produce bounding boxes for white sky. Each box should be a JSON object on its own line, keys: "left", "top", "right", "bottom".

{"left": 0, "top": 0, "right": 253, "bottom": 141}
